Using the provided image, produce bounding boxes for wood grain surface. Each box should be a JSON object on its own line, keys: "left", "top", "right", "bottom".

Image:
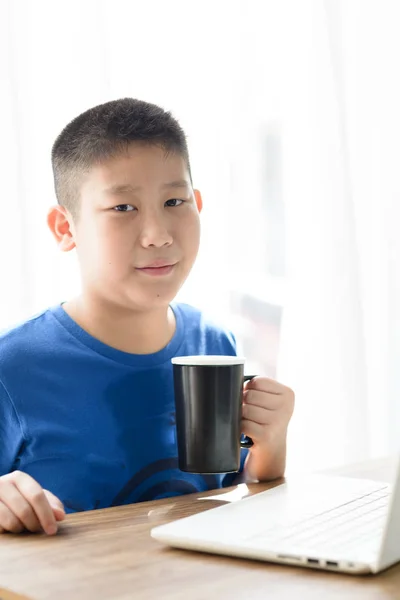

{"left": 0, "top": 460, "right": 399, "bottom": 600}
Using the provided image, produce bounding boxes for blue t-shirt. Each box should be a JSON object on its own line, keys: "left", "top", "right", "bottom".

{"left": 0, "top": 302, "right": 247, "bottom": 513}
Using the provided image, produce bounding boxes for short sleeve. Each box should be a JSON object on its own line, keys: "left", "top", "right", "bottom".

{"left": 221, "top": 329, "right": 237, "bottom": 356}
{"left": 0, "top": 379, "right": 25, "bottom": 475}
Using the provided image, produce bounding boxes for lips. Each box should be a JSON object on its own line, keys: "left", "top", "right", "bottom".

{"left": 135, "top": 260, "right": 177, "bottom": 277}
{"left": 136, "top": 260, "right": 176, "bottom": 269}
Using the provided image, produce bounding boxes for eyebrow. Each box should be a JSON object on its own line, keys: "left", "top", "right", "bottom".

{"left": 105, "top": 180, "right": 190, "bottom": 195}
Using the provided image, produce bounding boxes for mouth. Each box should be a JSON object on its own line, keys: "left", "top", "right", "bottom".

{"left": 135, "top": 262, "right": 177, "bottom": 277}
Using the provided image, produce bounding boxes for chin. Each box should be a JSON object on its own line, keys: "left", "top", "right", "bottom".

{"left": 127, "top": 290, "right": 178, "bottom": 311}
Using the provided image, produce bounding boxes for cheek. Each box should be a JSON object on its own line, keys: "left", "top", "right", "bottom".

{"left": 179, "top": 215, "right": 201, "bottom": 255}
{"left": 77, "top": 222, "right": 132, "bottom": 274}
{"left": 102, "top": 235, "right": 133, "bottom": 274}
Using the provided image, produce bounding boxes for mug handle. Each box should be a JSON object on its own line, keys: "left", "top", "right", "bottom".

{"left": 240, "top": 375, "right": 257, "bottom": 448}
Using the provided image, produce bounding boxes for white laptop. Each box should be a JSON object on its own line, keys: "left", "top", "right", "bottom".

{"left": 151, "top": 458, "right": 400, "bottom": 574}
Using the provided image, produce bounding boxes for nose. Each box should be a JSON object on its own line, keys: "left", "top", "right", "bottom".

{"left": 138, "top": 210, "right": 173, "bottom": 248}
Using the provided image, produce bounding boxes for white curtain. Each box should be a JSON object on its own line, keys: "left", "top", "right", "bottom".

{"left": 277, "top": 0, "right": 400, "bottom": 471}
{"left": 0, "top": 0, "right": 399, "bottom": 473}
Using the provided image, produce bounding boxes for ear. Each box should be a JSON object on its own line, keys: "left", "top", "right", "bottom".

{"left": 194, "top": 189, "right": 203, "bottom": 213}
{"left": 47, "top": 205, "right": 76, "bottom": 252}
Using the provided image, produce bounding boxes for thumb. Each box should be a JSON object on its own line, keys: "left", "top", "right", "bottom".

{"left": 44, "top": 489, "right": 66, "bottom": 520}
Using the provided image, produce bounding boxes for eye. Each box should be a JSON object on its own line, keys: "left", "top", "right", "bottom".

{"left": 165, "top": 198, "right": 184, "bottom": 207}
{"left": 113, "top": 204, "right": 135, "bottom": 212}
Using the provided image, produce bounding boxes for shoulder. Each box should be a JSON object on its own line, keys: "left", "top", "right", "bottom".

{"left": 173, "top": 302, "right": 237, "bottom": 355}
{"left": 0, "top": 307, "right": 58, "bottom": 368}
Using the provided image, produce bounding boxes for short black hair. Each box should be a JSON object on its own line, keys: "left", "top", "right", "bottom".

{"left": 51, "top": 98, "right": 191, "bottom": 218}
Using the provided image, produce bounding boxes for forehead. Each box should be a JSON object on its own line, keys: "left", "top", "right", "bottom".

{"left": 84, "top": 144, "right": 190, "bottom": 193}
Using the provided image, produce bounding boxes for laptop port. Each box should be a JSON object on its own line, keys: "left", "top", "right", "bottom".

{"left": 307, "top": 558, "right": 319, "bottom": 565}
{"left": 326, "top": 561, "right": 338, "bottom": 567}
{"left": 277, "top": 554, "right": 302, "bottom": 562}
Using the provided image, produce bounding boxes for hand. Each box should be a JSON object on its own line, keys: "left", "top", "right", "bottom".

{"left": 0, "top": 471, "right": 65, "bottom": 535}
{"left": 241, "top": 376, "right": 295, "bottom": 482}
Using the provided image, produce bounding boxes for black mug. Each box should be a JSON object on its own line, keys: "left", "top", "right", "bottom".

{"left": 172, "top": 355, "right": 255, "bottom": 474}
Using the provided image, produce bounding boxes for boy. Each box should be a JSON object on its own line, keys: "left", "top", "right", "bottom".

{"left": 0, "top": 99, "right": 294, "bottom": 535}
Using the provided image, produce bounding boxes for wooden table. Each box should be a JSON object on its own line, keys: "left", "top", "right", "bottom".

{"left": 0, "top": 457, "right": 399, "bottom": 600}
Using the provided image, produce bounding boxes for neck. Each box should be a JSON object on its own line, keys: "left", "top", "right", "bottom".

{"left": 63, "top": 295, "right": 176, "bottom": 354}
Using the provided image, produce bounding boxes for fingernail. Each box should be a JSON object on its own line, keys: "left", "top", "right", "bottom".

{"left": 51, "top": 504, "right": 65, "bottom": 514}
{"left": 47, "top": 524, "right": 57, "bottom": 535}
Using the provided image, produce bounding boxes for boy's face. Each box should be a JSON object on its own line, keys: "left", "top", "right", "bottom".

{"left": 58, "top": 144, "right": 202, "bottom": 312}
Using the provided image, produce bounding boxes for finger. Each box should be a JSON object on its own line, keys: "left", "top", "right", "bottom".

{"left": 44, "top": 490, "right": 65, "bottom": 521}
{"left": 242, "top": 403, "right": 272, "bottom": 426}
{"left": 245, "top": 376, "right": 290, "bottom": 396}
{"left": 0, "top": 482, "right": 42, "bottom": 532}
{"left": 243, "top": 389, "right": 282, "bottom": 410}
{"left": 13, "top": 473, "right": 58, "bottom": 535}
{"left": 44, "top": 489, "right": 64, "bottom": 510}
{"left": 241, "top": 419, "right": 266, "bottom": 443}
{"left": 0, "top": 500, "right": 25, "bottom": 534}
{"left": 54, "top": 508, "right": 66, "bottom": 522}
